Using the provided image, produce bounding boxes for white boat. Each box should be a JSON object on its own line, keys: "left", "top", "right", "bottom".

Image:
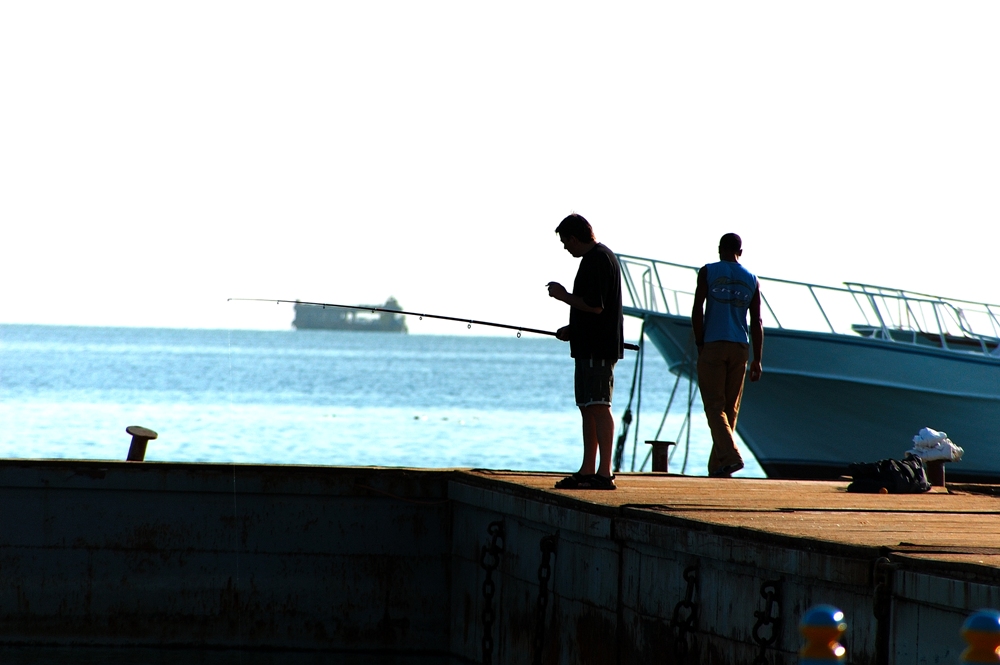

{"left": 618, "top": 254, "right": 1000, "bottom": 482}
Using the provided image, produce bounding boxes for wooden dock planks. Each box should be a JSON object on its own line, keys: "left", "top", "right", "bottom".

{"left": 463, "top": 471, "right": 1000, "bottom": 570}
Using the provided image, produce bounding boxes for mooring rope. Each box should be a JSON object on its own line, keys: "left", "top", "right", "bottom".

{"left": 634, "top": 330, "right": 700, "bottom": 473}
{"left": 613, "top": 319, "right": 646, "bottom": 472}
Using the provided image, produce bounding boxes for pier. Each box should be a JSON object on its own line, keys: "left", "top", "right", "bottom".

{"left": 0, "top": 460, "right": 998, "bottom": 663}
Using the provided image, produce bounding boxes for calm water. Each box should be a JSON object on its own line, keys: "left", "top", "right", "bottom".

{"left": 0, "top": 325, "right": 762, "bottom": 477}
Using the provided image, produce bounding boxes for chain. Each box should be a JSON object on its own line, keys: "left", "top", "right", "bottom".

{"left": 671, "top": 565, "right": 699, "bottom": 663}
{"left": 873, "top": 556, "right": 896, "bottom": 665}
{"left": 480, "top": 521, "right": 505, "bottom": 664}
{"left": 872, "top": 557, "right": 894, "bottom": 620}
{"left": 751, "top": 579, "right": 783, "bottom": 665}
{"left": 531, "top": 534, "right": 558, "bottom": 665}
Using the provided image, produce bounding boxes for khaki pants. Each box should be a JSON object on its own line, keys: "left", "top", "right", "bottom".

{"left": 697, "top": 341, "right": 748, "bottom": 474}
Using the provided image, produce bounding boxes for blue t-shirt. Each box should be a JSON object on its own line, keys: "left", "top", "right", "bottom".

{"left": 703, "top": 261, "right": 757, "bottom": 345}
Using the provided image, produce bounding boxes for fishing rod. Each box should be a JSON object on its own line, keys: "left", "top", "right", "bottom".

{"left": 229, "top": 298, "right": 640, "bottom": 351}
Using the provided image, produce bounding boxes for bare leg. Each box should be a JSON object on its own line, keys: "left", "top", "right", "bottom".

{"left": 578, "top": 406, "right": 598, "bottom": 476}
{"left": 580, "top": 404, "right": 615, "bottom": 477}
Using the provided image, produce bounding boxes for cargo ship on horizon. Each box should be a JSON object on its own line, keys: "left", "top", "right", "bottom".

{"left": 292, "top": 297, "right": 407, "bottom": 332}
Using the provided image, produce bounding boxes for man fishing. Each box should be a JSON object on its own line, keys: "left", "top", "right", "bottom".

{"left": 547, "top": 214, "right": 624, "bottom": 490}
{"left": 691, "top": 232, "right": 764, "bottom": 478}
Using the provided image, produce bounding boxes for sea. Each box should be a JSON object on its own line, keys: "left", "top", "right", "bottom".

{"left": 0, "top": 324, "right": 763, "bottom": 477}
{"left": 0, "top": 323, "right": 764, "bottom": 662}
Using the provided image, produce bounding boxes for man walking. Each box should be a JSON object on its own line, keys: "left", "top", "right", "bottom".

{"left": 547, "top": 214, "right": 624, "bottom": 490}
{"left": 691, "top": 233, "right": 763, "bottom": 478}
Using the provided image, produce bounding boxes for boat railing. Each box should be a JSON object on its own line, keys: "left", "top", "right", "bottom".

{"left": 618, "top": 254, "right": 1000, "bottom": 357}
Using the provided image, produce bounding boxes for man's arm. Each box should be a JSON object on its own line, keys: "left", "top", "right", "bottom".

{"left": 749, "top": 286, "right": 763, "bottom": 382}
{"left": 547, "top": 282, "right": 603, "bottom": 314}
{"left": 691, "top": 267, "right": 708, "bottom": 350}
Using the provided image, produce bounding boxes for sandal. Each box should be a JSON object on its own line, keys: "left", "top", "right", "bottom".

{"left": 581, "top": 473, "right": 617, "bottom": 490}
{"left": 554, "top": 472, "right": 590, "bottom": 489}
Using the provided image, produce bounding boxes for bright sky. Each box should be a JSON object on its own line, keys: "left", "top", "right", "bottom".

{"left": 2, "top": 2, "right": 998, "bottom": 336}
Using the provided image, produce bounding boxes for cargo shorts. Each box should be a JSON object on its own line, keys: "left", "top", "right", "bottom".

{"left": 575, "top": 358, "right": 616, "bottom": 407}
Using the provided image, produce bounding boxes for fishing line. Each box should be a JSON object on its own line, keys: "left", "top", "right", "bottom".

{"left": 229, "top": 298, "right": 640, "bottom": 351}
{"left": 225, "top": 304, "right": 245, "bottom": 660}
{"left": 679, "top": 339, "right": 697, "bottom": 474}
{"left": 629, "top": 335, "right": 645, "bottom": 471}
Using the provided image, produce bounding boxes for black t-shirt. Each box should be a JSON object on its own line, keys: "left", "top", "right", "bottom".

{"left": 569, "top": 243, "right": 624, "bottom": 360}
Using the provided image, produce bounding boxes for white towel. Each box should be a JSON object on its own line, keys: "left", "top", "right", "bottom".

{"left": 907, "top": 426, "right": 964, "bottom": 462}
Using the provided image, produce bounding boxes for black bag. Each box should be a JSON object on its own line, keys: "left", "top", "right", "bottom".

{"left": 847, "top": 453, "right": 931, "bottom": 494}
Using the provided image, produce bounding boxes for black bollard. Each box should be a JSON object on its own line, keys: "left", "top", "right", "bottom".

{"left": 126, "top": 426, "right": 158, "bottom": 461}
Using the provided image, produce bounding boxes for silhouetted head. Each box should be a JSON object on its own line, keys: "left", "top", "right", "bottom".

{"left": 719, "top": 233, "right": 742, "bottom": 253}
{"left": 555, "top": 214, "right": 596, "bottom": 243}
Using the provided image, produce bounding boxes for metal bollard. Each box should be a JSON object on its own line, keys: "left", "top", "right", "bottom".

{"left": 960, "top": 609, "right": 1000, "bottom": 663}
{"left": 645, "top": 441, "right": 676, "bottom": 472}
{"left": 126, "top": 426, "right": 158, "bottom": 461}
{"left": 799, "top": 605, "right": 846, "bottom": 663}
{"left": 925, "top": 459, "right": 946, "bottom": 487}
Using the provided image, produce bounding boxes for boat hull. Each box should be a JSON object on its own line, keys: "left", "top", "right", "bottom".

{"left": 632, "top": 308, "right": 1000, "bottom": 482}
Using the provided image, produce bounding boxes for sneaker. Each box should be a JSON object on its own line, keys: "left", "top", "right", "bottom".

{"left": 709, "top": 461, "right": 744, "bottom": 478}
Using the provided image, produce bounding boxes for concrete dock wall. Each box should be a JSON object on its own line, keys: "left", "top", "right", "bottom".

{"left": 1, "top": 462, "right": 998, "bottom": 664}
{"left": 449, "top": 476, "right": 1000, "bottom": 665}
{"left": 0, "top": 461, "right": 452, "bottom": 653}
{"left": 892, "top": 571, "right": 1000, "bottom": 663}
{"left": 449, "top": 480, "right": 881, "bottom": 664}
